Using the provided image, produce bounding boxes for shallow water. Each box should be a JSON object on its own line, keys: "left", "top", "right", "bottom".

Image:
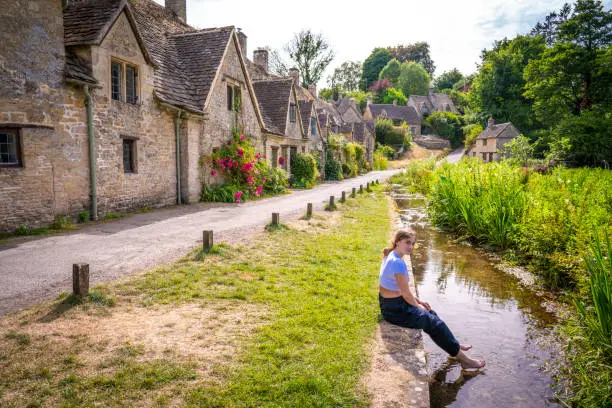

{"left": 394, "top": 193, "right": 561, "bottom": 408}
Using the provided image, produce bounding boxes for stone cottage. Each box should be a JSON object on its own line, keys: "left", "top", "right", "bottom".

{"left": 407, "top": 89, "right": 459, "bottom": 119}
{"left": 466, "top": 116, "right": 521, "bottom": 162}
{"left": 0, "top": 0, "right": 267, "bottom": 232}
{"left": 363, "top": 101, "right": 421, "bottom": 137}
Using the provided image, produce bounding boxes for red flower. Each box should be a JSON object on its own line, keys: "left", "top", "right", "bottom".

{"left": 256, "top": 185, "right": 263, "bottom": 196}
{"left": 241, "top": 162, "right": 254, "bottom": 172}
{"left": 247, "top": 176, "right": 254, "bottom": 184}
{"left": 240, "top": 134, "right": 245, "bottom": 141}
{"left": 279, "top": 157, "right": 285, "bottom": 165}
{"left": 234, "top": 190, "right": 243, "bottom": 203}
{"left": 210, "top": 169, "right": 217, "bottom": 176}
{"left": 237, "top": 148, "right": 244, "bottom": 157}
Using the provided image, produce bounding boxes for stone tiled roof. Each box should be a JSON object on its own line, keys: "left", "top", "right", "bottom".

{"left": 368, "top": 104, "right": 420, "bottom": 123}
{"left": 339, "top": 123, "right": 353, "bottom": 133}
{"left": 477, "top": 122, "right": 519, "bottom": 139}
{"left": 317, "top": 111, "right": 329, "bottom": 128}
{"left": 65, "top": 52, "right": 98, "bottom": 84}
{"left": 299, "top": 100, "right": 314, "bottom": 136}
{"left": 63, "top": 0, "right": 243, "bottom": 115}
{"left": 64, "top": 0, "right": 124, "bottom": 45}
{"left": 252, "top": 78, "right": 294, "bottom": 135}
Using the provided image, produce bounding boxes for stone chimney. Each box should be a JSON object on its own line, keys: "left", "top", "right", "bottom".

{"left": 236, "top": 28, "right": 247, "bottom": 60}
{"left": 308, "top": 84, "right": 317, "bottom": 98}
{"left": 487, "top": 115, "right": 495, "bottom": 128}
{"left": 392, "top": 99, "right": 397, "bottom": 106}
{"left": 165, "top": 0, "right": 186, "bottom": 23}
{"left": 253, "top": 48, "right": 268, "bottom": 74}
{"left": 366, "top": 96, "right": 372, "bottom": 106}
{"left": 288, "top": 67, "right": 300, "bottom": 86}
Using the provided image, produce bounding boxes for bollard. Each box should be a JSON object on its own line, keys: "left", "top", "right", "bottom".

{"left": 351, "top": 187, "right": 356, "bottom": 197}
{"left": 203, "top": 230, "right": 213, "bottom": 251}
{"left": 340, "top": 191, "right": 346, "bottom": 203}
{"left": 272, "top": 212, "right": 280, "bottom": 226}
{"left": 326, "top": 195, "right": 336, "bottom": 211}
{"left": 306, "top": 203, "right": 313, "bottom": 219}
{"left": 73, "top": 263, "right": 89, "bottom": 297}
{"left": 359, "top": 184, "right": 363, "bottom": 193}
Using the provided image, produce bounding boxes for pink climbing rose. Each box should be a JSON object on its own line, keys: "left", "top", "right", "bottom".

{"left": 237, "top": 147, "right": 244, "bottom": 157}
{"left": 240, "top": 134, "right": 245, "bottom": 141}
{"left": 278, "top": 156, "right": 285, "bottom": 165}
{"left": 234, "top": 190, "right": 243, "bottom": 203}
{"left": 256, "top": 185, "right": 263, "bottom": 196}
{"left": 210, "top": 169, "right": 217, "bottom": 176}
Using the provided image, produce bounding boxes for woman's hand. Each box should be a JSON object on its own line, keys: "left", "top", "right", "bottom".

{"left": 417, "top": 299, "right": 431, "bottom": 311}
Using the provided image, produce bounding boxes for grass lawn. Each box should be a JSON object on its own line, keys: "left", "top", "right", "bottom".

{"left": 0, "top": 186, "right": 392, "bottom": 407}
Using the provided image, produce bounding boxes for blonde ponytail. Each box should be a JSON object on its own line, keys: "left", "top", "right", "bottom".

{"left": 381, "top": 229, "right": 417, "bottom": 258}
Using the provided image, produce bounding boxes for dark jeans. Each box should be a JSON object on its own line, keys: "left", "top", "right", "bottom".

{"left": 379, "top": 294, "right": 460, "bottom": 356}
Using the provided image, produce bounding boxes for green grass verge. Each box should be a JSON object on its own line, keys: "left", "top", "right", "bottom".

{"left": 1, "top": 186, "right": 391, "bottom": 407}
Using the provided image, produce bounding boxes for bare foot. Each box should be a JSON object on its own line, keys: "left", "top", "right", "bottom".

{"left": 460, "top": 344, "right": 472, "bottom": 351}
{"left": 455, "top": 350, "right": 486, "bottom": 370}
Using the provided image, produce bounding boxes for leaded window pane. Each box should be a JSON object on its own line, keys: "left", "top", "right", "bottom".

{"left": 123, "top": 139, "right": 133, "bottom": 173}
{"left": 125, "top": 65, "right": 137, "bottom": 104}
{"left": 111, "top": 61, "right": 122, "bottom": 101}
{"left": 0, "top": 131, "right": 18, "bottom": 164}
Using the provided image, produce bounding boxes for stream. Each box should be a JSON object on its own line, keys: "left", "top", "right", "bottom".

{"left": 394, "top": 191, "right": 562, "bottom": 408}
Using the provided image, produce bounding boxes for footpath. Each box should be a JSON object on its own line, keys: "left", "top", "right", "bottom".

{"left": 0, "top": 170, "right": 397, "bottom": 316}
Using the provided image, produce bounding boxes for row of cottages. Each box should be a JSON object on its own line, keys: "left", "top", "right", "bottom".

{"left": 0, "top": 0, "right": 329, "bottom": 232}
{"left": 466, "top": 116, "right": 521, "bottom": 162}
{"left": 316, "top": 97, "right": 375, "bottom": 164}
{"left": 362, "top": 89, "right": 459, "bottom": 137}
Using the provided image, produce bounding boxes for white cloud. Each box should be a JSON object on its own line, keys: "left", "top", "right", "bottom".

{"left": 153, "top": 0, "right": 584, "bottom": 88}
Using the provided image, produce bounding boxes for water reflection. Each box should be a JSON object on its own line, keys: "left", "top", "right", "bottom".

{"left": 394, "top": 194, "right": 560, "bottom": 408}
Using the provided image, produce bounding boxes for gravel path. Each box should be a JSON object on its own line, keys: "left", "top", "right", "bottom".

{"left": 0, "top": 170, "right": 399, "bottom": 316}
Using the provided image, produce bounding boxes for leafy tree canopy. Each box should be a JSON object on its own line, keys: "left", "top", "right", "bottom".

{"left": 379, "top": 88, "right": 407, "bottom": 105}
{"left": 361, "top": 48, "right": 391, "bottom": 90}
{"left": 388, "top": 42, "right": 436, "bottom": 75}
{"left": 397, "top": 61, "right": 430, "bottom": 97}
{"left": 327, "top": 61, "right": 362, "bottom": 93}
{"left": 433, "top": 68, "right": 464, "bottom": 92}
{"left": 269, "top": 29, "right": 335, "bottom": 86}
{"left": 379, "top": 59, "right": 402, "bottom": 86}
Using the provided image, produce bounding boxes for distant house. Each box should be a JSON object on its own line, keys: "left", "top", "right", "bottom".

{"left": 407, "top": 89, "right": 459, "bottom": 119}
{"left": 363, "top": 101, "right": 421, "bottom": 137}
{"left": 466, "top": 116, "right": 521, "bottom": 162}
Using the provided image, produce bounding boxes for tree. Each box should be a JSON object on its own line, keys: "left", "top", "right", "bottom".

{"left": 524, "top": 0, "right": 612, "bottom": 126}
{"left": 379, "top": 59, "right": 402, "bottom": 86}
{"left": 327, "top": 61, "right": 362, "bottom": 93}
{"left": 433, "top": 68, "right": 464, "bottom": 92}
{"left": 379, "top": 88, "right": 407, "bottom": 105}
{"left": 361, "top": 48, "right": 391, "bottom": 90}
{"left": 269, "top": 29, "right": 335, "bottom": 86}
{"left": 423, "top": 112, "right": 463, "bottom": 147}
{"left": 469, "top": 35, "right": 546, "bottom": 131}
{"left": 388, "top": 42, "right": 436, "bottom": 75}
{"left": 530, "top": 3, "right": 572, "bottom": 45}
{"left": 501, "top": 135, "right": 534, "bottom": 166}
{"left": 397, "top": 61, "right": 430, "bottom": 97}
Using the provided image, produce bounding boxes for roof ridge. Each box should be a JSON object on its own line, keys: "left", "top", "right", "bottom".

{"left": 169, "top": 26, "right": 234, "bottom": 37}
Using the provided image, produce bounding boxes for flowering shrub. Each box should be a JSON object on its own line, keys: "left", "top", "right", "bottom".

{"left": 278, "top": 156, "right": 286, "bottom": 166}
{"left": 202, "top": 127, "right": 287, "bottom": 203}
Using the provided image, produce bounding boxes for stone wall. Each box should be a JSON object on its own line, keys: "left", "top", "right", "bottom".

{"left": 90, "top": 11, "right": 177, "bottom": 215}
{"left": 0, "top": 0, "right": 93, "bottom": 231}
{"left": 200, "top": 34, "right": 264, "bottom": 188}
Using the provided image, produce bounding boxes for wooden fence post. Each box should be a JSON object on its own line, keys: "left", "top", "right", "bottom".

{"left": 73, "top": 263, "right": 89, "bottom": 297}
{"left": 203, "top": 230, "right": 213, "bottom": 251}
{"left": 340, "top": 191, "right": 346, "bottom": 203}
{"left": 351, "top": 187, "right": 356, "bottom": 198}
{"left": 272, "top": 212, "right": 280, "bottom": 226}
{"left": 306, "top": 203, "right": 313, "bottom": 219}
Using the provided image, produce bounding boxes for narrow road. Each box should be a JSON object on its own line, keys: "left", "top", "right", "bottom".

{"left": 0, "top": 170, "right": 399, "bottom": 316}
{"left": 441, "top": 146, "right": 465, "bottom": 164}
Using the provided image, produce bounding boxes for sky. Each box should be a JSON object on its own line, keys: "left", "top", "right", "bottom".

{"left": 153, "top": 0, "right": 611, "bottom": 89}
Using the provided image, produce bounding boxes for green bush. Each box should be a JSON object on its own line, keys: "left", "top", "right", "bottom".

{"left": 373, "top": 151, "right": 388, "bottom": 170}
{"left": 462, "top": 123, "right": 483, "bottom": 148}
{"left": 324, "top": 150, "right": 343, "bottom": 180}
{"left": 200, "top": 184, "right": 241, "bottom": 203}
{"left": 424, "top": 111, "right": 463, "bottom": 147}
{"left": 78, "top": 211, "right": 89, "bottom": 224}
{"left": 375, "top": 117, "right": 405, "bottom": 146}
{"left": 343, "top": 143, "right": 359, "bottom": 178}
{"left": 376, "top": 143, "right": 395, "bottom": 159}
{"left": 290, "top": 153, "right": 319, "bottom": 188}
{"left": 51, "top": 215, "right": 72, "bottom": 230}
{"left": 259, "top": 165, "right": 288, "bottom": 194}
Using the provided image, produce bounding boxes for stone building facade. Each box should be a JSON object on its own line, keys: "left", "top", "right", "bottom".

{"left": 0, "top": 0, "right": 266, "bottom": 232}
{"left": 466, "top": 116, "right": 521, "bottom": 162}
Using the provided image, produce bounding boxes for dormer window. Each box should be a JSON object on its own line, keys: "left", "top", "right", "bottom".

{"left": 111, "top": 59, "right": 138, "bottom": 104}
{"left": 289, "top": 104, "right": 296, "bottom": 123}
{"left": 310, "top": 117, "right": 317, "bottom": 135}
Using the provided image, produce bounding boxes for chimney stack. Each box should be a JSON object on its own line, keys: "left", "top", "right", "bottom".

{"left": 288, "top": 67, "right": 300, "bottom": 87}
{"left": 308, "top": 84, "right": 317, "bottom": 98}
{"left": 487, "top": 115, "right": 495, "bottom": 128}
{"left": 165, "top": 0, "right": 186, "bottom": 23}
{"left": 392, "top": 99, "right": 397, "bottom": 106}
{"left": 253, "top": 48, "right": 269, "bottom": 74}
{"left": 236, "top": 28, "right": 247, "bottom": 60}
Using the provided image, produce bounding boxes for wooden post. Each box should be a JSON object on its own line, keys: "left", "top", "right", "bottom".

{"left": 72, "top": 263, "right": 89, "bottom": 297}
{"left": 272, "top": 212, "right": 280, "bottom": 226}
{"left": 341, "top": 191, "right": 346, "bottom": 203}
{"left": 329, "top": 196, "right": 335, "bottom": 207}
{"left": 203, "top": 230, "right": 213, "bottom": 251}
{"left": 359, "top": 185, "right": 363, "bottom": 193}
{"left": 306, "top": 203, "right": 313, "bottom": 219}
{"left": 351, "top": 187, "right": 356, "bottom": 197}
